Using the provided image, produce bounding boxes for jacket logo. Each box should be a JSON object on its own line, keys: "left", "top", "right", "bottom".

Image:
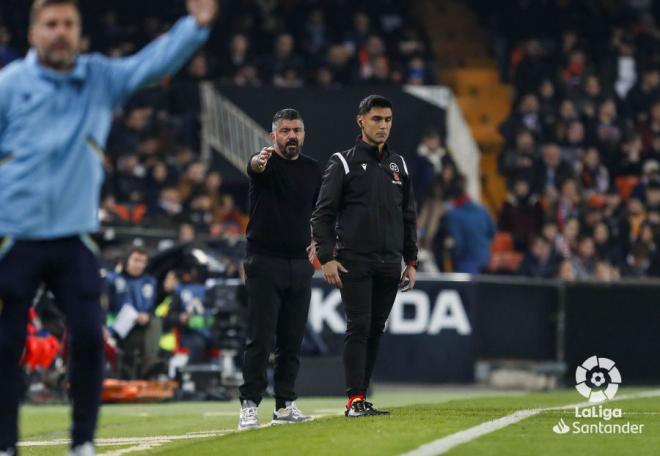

{"left": 389, "top": 163, "right": 400, "bottom": 173}
{"left": 361, "top": 163, "right": 367, "bottom": 171}
{"left": 392, "top": 172, "right": 401, "bottom": 184}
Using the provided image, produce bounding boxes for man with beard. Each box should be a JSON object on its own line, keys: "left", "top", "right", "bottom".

{"left": 0, "top": 1, "right": 217, "bottom": 454}
{"left": 311, "top": 95, "right": 418, "bottom": 417}
{"left": 238, "top": 109, "right": 322, "bottom": 430}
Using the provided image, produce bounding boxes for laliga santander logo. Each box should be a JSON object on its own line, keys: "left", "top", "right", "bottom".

{"left": 575, "top": 356, "right": 622, "bottom": 403}
{"left": 552, "top": 356, "right": 644, "bottom": 435}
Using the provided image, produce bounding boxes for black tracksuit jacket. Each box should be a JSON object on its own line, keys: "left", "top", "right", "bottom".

{"left": 311, "top": 137, "right": 418, "bottom": 265}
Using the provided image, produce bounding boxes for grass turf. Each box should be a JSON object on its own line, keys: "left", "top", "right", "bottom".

{"left": 18, "top": 386, "right": 659, "bottom": 455}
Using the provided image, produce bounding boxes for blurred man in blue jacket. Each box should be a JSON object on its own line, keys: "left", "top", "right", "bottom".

{"left": 0, "top": 1, "right": 217, "bottom": 454}
{"left": 446, "top": 176, "right": 496, "bottom": 273}
{"left": 106, "top": 248, "right": 160, "bottom": 379}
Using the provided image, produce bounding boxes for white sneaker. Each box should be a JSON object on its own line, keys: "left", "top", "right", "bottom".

{"left": 66, "top": 442, "right": 96, "bottom": 456}
{"left": 0, "top": 448, "right": 15, "bottom": 456}
{"left": 238, "top": 400, "right": 260, "bottom": 431}
{"left": 272, "top": 401, "right": 313, "bottom": 425}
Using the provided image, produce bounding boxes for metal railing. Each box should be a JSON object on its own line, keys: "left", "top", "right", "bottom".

{"left": 200, "top": 82, "right": 270, "bottom": 174}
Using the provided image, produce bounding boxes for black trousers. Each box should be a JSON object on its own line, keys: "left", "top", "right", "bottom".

{"left": 0, "top": 236, "right": 104, "bottom": 451}
{"left": 339, "top": 259, "right": 400, "bottom": 397}
{"left": 239, "top": 254, "right": 313, "bottom": 406}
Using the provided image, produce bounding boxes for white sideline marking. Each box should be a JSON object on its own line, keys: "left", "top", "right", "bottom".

{"left": 100, "top": 442, "right": 164, "bottom": 456}
{"left": 19, "top": 409, "right": 336, "bottom": 449}
{"left": 401, "top": 389, "right": 660, "bottom": 456}
{"left": 19, "top": 431, "right": 230, "bottom": 447}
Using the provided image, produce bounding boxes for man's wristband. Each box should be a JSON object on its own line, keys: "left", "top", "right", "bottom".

{"left": 406, "top": 260, "right": 417, "bottom": 269}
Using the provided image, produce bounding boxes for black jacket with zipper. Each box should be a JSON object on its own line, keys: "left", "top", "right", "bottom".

{"left": 311, "top": 137, "right": 418, "bottom": 265}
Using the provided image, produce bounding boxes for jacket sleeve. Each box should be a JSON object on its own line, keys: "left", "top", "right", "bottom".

{"left": 101, "top": 16, "right": 210, "bottom": 107}
{"left": 402, "top": 165, "right": 419, "bottom": 264}
{"left": 311, "top": 155, "right": 345, "bottom": 264}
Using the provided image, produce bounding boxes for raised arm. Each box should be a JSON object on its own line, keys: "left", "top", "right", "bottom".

{"left": 104, "top": 0, "right": 218, "bottom": 107}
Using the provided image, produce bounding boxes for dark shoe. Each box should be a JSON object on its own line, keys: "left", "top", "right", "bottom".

{"left": 345, "top": 398, "right": 371, "bottom": 417}
{"left": 365, "top": 401, "right": 390, "bottom": 415}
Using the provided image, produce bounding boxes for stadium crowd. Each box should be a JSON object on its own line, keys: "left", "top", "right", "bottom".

{"left": 7, "top": 0, "right": 660, "bottom": 282}
{"left": 0, "top": 0, "right": 436, "bottom": 247}
{"left": 472, "top": 0, "right": 660, "bottom": 280}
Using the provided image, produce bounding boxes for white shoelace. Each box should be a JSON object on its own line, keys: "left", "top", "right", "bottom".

{"left": 242, "top": 407, "right": 258, "bottom": 421}
{"left": 287, "top": 403, "right": 305, "bottom": 418}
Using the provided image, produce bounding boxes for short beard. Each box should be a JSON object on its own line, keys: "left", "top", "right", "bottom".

{"left": 40, "top": 49, "right": 76, "bottom": 71}
{"left": 279, "top": 141, "right": 301, "bottom": 159}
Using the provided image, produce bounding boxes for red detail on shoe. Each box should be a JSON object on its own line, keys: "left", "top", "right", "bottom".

{"left": 346, "top": 395, "right": 365, "bottom": 410}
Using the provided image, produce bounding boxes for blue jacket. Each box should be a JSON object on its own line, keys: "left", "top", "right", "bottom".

{"left": 446, "top": 200, "right": 495, "bottom": 269}
{"left": 174, "top": 283, "right": 207, "bottom": 315}
{"left": 106, "top": 271, "right": 157, "bottom": 314}
{"left": 0, "top": 16, "right": 209, "bottom": 239}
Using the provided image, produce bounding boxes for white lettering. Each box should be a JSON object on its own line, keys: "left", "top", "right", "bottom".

{"left": 427, "top": 290, "right": 472, "bottom": 335}
{"left": 309, "top": 288, "right": 346, "bottom": 333}
{"left": 389, "top": 291, "right": 429, "bottom": 334}
{"left": 575, "top": 406, "right": 622, "bottom": 421}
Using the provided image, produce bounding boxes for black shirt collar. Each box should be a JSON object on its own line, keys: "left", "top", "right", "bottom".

{"left": 355, "top": 136, "right": 390, "bottom": 161}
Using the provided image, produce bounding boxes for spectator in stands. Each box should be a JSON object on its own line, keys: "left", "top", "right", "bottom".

{"left": 186, "top": 193, "right": 214, "bottom": 232}
{"left": 114, "top": 154, "right": 146, "bottom": 205}
{"left": 500, "top": 94, "right": 543, "bottom": 144}
{"left": 145, "top": 188, "right": 184, "bottom": 229}
{"left": 594, "top": 260, "right": 618, "bottom": 282}
{"left": 624, "top": 243, "right": 652, "bottom": 277}
{"left": 560, "top": 120, "right": 586, "bottom": 164}
{"left": 357, "top": 35, "right": 389, "bottom": 83}
{"left": 261, "top": 33, "right": 303, "bottom": 84}
{"left": 303, "top": 8, "right": 330, "bottom": 57}
{"left": 588, "top": 99, "right": 623, "bottom": 157}
{"left": 593, "top": 221, "right": 623, "bottom": 268}
{"left": 555, "top": 217, "right": 580, "bottom": 259}
{"left": 570, "top": 235, "right": 597, "bottom": 279}
{"left": 578, "top": 147, "right": 609, "bottom": 195}
{"left": 615, "top": 134, "right": 644, "bottom": 176}
{"left": 576, "top": 75, "right": 604, "bottom": 120}
{"left": 552, "top": 178, "right": 581, "bottom": 228}
{"left": 413, "top": 129, "right": 454, "bottom": 208}
{"left": 514, "top": 40, "right": 551, "bottom": 95}
{"left": 220, "top": 34, "right": 252, "bottom": 80}
{"left": 519, "top": 236, "right": 557, "bottom": 278}
{"left": 234, "top": 63, "right": 261, "bottom": 87}
{"left": 533, "top": 142, "right": 575, "bottom": 195}
{"left": 178, "top": 161, "right": 207, "bottom": 203}
{"left": 145, "top": 161, "right": 177, "bottom": 208}
{"left": 106, "top": 248, "right": 161, "bottom": 379}
{"left": 626, "top": 66, "right": 660, "bottom": 123}
{"left": 537, "top": 79, "right": 558, "bottom": 129}
{"left": 326, "top": 44, "right": 353, "bottom": 85}
{"left": 499, "top": 176, "right": 544, "bottom": 251}
{"left": 552, "top": 99, "right": 580, "bottom": 144}
{"left": 179, "top": 223, "right": 196, "bottom": 243}
{"left": 343, "top": 11, "right": 372, "bottom": 57}
{"left": 445, "top": 177, "right": 496, "bottom": 273}
{"left": 499, "top": 128, "right": 536, "bottom": 185}
{"left": 214, "top": 194, "right": 248, "bottom": 236}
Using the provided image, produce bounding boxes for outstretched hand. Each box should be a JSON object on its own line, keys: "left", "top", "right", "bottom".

{"left": 187, "top": 0, "right": 219, "bottom": 27}
{"left": 252, "top": 147, "right": 274, "bottom": 172}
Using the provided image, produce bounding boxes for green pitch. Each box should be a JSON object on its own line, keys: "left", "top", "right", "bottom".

{"left": 18, "top": 386, "right": 660, "bottom": 455}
